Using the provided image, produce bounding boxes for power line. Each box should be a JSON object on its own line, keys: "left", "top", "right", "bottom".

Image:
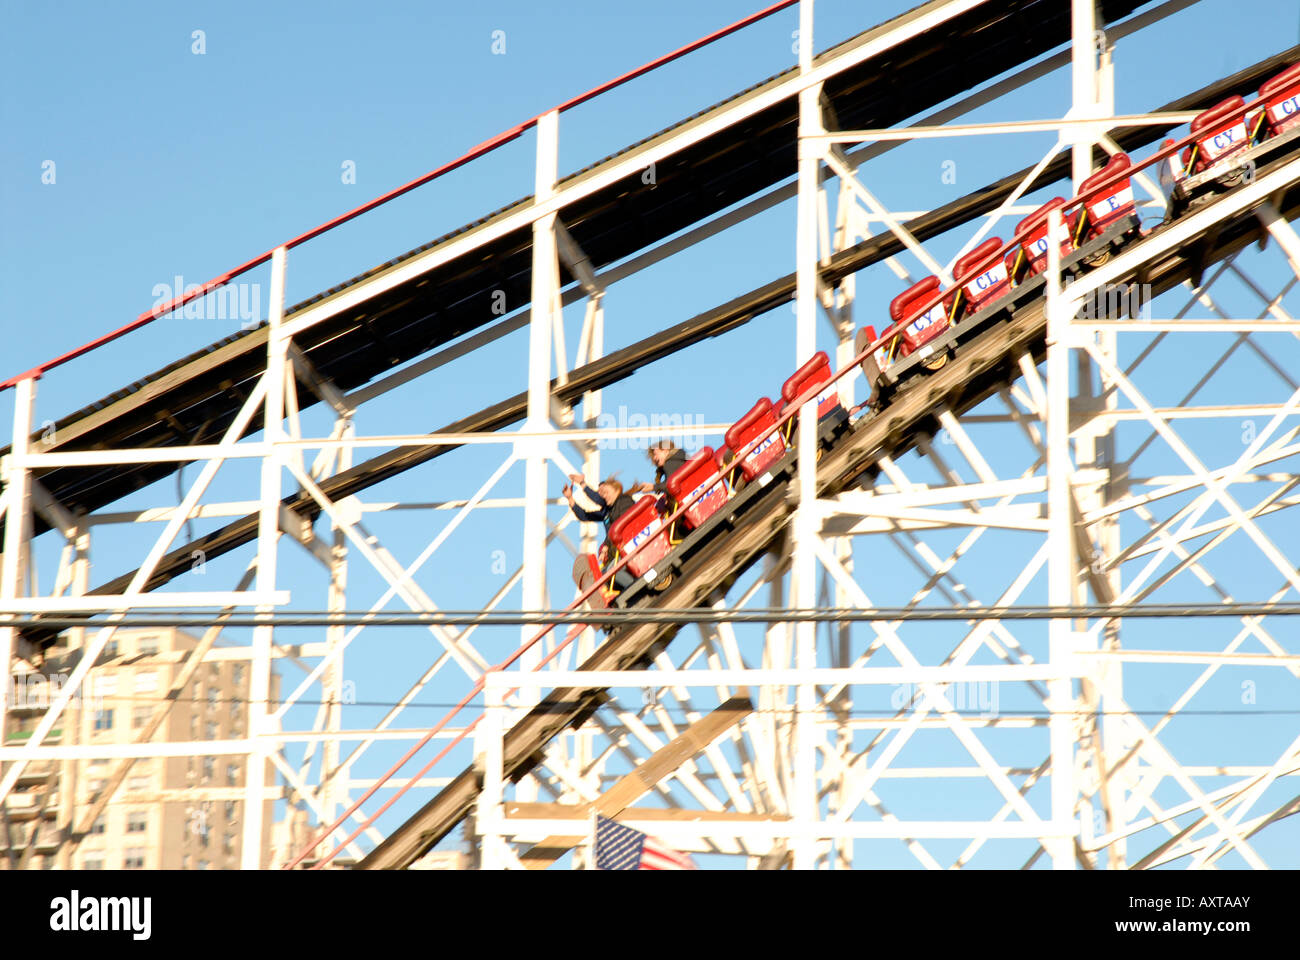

{"left": 11, "top": 601, "right": 1300, "bottom": 631}
{"left": 6, "top": 687, "right": 1298, "bottom": 720}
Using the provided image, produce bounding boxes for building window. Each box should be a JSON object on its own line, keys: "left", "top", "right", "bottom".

{"left": 132, "top": 706, "right": 151, "bottom": 729}
{"left": 207, "top": 687, "right": 219, "bottom": 710}
{"left": 138, "top": 635, "right": 160, "bottom": 655}
{"left": 126, "top": 775, "right": 149, "bottom": 792}
{"left": 202, "top": 757, "right": 215, "bottom": 782}
{"left": 103, "top": 640, "right": 118, "bottom": 659}
{"left": 134, "top": 671, "right": 158, "bottom": 694}
{"left": 223, "top": 831, "right": 235, "bottom": 856}
{"left": 205, "top": 721, "right": 218, "bottom": 741}
{"left": 83, "top": 853, "right": 105, "bottom": 870}
{"left": 86, "top": 778, "right": 106, "bottom": 796}
{"left": 94, "top": 673, "right": 118, "bottom": 697}
{"left": 198, "top": 859, "right": 210, "bottom": 871}
{"left": 127, "top": 810, "right": 148, "bottom": 834}
{"left": 182, "top": 855, "right": 192, "bottom": 870}
{"left": 93, "top": 709, "right": 114, "bottom": 731}
{"left": 190, "top": 714, "right": 199, "bottom": 739}
{"left": 90, "top": 815, "right": 106, "bottom": 835}
{"left": 208, "top": 662, "right": 219, "bottom": 679}
{"left": 123, "top": 848, "right": 145, "bottom": 870}
{"left": 232, "top": 664, "right": 245, "bottom": 687}
{"left": 224, "top": 800, "right": 238, "bottom": 822}
{"left": 226, "top": 764, "right": 239, "bottom": 787}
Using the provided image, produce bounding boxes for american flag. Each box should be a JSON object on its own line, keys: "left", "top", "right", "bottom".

{"left": 594, "top": 815, "right": 698, "bottom": 870}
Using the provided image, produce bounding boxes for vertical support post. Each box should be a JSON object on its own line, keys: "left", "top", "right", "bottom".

{"left": 577, "top": 296, "right": 604, "bottom": 793}
{"left": 517, "top": 109, "right": 561, "bottom": 805}
{"left": 1070, "top": 0, "right": 1099, "bottom": 193}
{"left": 55, "top": 516, "right": 90, "bottom": 868}
{"left": 791, "top": 0, "right": 820, "bottom": 871}
{"left": 242, "top": 245, "right": 288, "bottom": 869}
{"left": 522, "top": 110, "right": 560, "bottom": 665}
{"left": 1095, "top": 24, "right": 1127, "bottom": 870}
{"left": 476, "top": 676, "right": 505, "bottom": 870}
{"left": 321, "top": 418, "right": 351, "bottom": 853}
{"left": 1045, "top": 210, "right": 1078, "bottom": 869}
{"left": 580, "top": 297, "right": 604, "bottom": 562}
{"left": 829, "top": 143, "right": 860, "bottom": 871}
{"left": 0, "top": 376, "right": 36, "bottom": 758}
{"left": 1073, "top": 0, "right": 1126, "bottom": 867}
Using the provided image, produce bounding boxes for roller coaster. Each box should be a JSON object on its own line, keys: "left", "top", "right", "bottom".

{"left": 4, "top": 0, "right": 1300, "bottom": 871}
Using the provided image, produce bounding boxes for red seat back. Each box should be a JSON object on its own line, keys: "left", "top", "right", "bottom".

{"left": 724, "top": 397, "right": 786, "bottom": 481}
{"left": 666, "top": 446, "right": 730, "bottom": 530}
{"left": 607, "top": 495, "right": 672, "bottom": 578}
{"left": 887, "top": 275, "right": 950, "bottom": 353}
{"left": 1190, "top": 95, "right": 1251, "bottom": 169}
{"left": 1016, "top": 197, "right": 1076, "bottom": 276}
{"left": 781, "top": 351, "right": 841, "bottom": 419}
{"left": 1260, "top": 63, "right": 1300, "bottom": 136}
{"left": 1079, "top": 153, "right": 1137, "bottom": 236}
{"left": 954, "top": 238, "right": 1012, "bottom": 314}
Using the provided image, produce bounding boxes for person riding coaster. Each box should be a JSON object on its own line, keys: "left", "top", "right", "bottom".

{"left": 564, "top": 474, "right": 638, "bottom": 611}
{"left": 634, "top": 440, "right": 688, "bottom": 499}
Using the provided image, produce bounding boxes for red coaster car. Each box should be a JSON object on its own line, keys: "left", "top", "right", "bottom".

{"left": 884, "top": 275, "right": 953, "bottom": 366}
{"left": 780, "top": 350, "right": 844, "bottom": 423}
{"left": 1077, "top": 152, "right": 1138, "bottom": 240}
{"left": 608, "top": 495, "right": 674, "bottom": 588}
{"left": 1187, "top": 95, "right": 1254, "bottom": 175}
{"left": 666, "top": 446, "right": 730, "bottom": 531}
{"left": 952, "top": 238, "right": 1013, "bottom": 317}
{"left": 725, "top": 397, "right": 787, "bottom": 484}
{"left": 1259, "top": 62, "right": 1300, "bottom": 138}
{"left": 1013, "top": 197, "right": 1078, "bottom": 279}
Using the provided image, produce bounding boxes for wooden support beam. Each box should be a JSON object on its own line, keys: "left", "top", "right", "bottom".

{"left": 516, "top": 693, "right": 753, "bottom": 869}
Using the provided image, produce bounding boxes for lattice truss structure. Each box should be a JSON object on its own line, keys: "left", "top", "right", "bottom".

{"left": 2, "top": 0, "right": 1299, "bottom": 870}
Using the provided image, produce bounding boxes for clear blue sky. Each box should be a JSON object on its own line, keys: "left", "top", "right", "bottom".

{"left": 3, "top": 0, "right": 1299, "bottom": 868}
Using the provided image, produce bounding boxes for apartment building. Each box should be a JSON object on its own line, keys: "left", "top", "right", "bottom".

{"left": 2, "top": 627, "right": 278, "bottom": 869}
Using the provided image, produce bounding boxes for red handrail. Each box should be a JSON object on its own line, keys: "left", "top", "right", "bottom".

{"left": 0, "top": 0, "right": 800, "bottom": 393}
